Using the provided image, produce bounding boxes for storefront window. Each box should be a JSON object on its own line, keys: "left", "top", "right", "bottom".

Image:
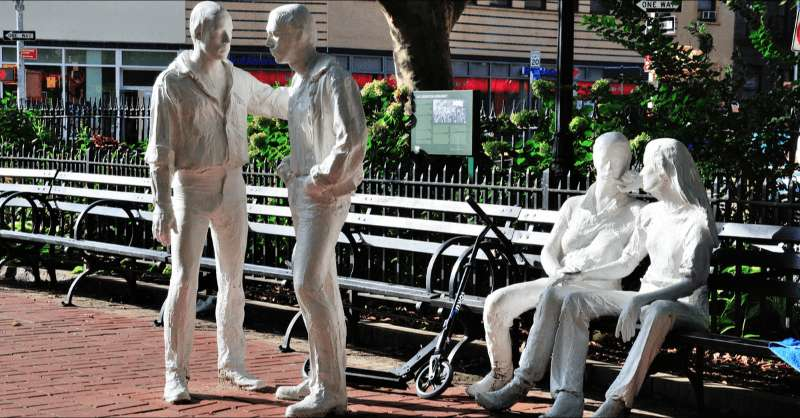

{"left": 122, "top": 69, "right": 161, "bottom": 88}
{"left": 23, "top": 48, "right": 62, "bottom": 64}
{"left": 66, "top": 49, "right": 115, "bottom": 66}
{"left": 122, "top": 51, "right": 175, "bottom": 67}
{"left": 24, "top": 65, "right": 61, "bottom": 102}
{"left": 2, "top": 47, "right": 16, "bottom": 63}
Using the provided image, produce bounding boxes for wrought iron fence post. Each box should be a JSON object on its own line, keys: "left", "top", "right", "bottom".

{"left": 541, "top": 168, "right": 549, "bottom": 210}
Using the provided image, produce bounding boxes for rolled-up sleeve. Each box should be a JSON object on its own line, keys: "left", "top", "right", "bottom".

{"left": 145, "top": 77, "right": 177, "bottom": 208}
{"left": 247, "top": 73, "right": 289, "bottom": 120}
{"left": 309, "top": 71, "right": 367, "bottom": 190}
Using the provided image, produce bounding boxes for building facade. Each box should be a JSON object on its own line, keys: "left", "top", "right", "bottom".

{"left": 0, "top": 0, "right": 763, "bottom": 110}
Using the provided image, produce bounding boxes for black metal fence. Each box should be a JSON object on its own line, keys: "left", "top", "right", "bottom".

{"left": 24, "top": 97, "right": 151, "bottom": 144}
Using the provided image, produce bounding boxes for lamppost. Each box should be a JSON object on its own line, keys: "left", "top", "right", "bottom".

{"left": 550, "top": 0, "right": 575, "bottom": 180}
{"left": 14, "top": 0, "right": 26, "bottom": 108}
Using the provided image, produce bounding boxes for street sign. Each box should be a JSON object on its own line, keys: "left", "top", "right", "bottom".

{"left": 529, "top": 50, "right": 541, "bottom": 69}
{"left": 636, "top": 0, "right": 680, "bottom": 13}
{"left": 21, "top": 48, "right": 37, "bottom": 61}
{"left": 3, "top": 30, "right": 35, "bottom": 41}
{"left": 792, "top": 7, "right": 800, "bottom": 52}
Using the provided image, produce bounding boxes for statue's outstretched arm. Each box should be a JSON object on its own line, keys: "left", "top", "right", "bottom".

{"left": 247, "top": 73, "right": 290, "bottom": 120}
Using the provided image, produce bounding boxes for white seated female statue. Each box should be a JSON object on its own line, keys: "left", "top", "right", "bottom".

{"left": 467, "top": 131, "right": 645, "bottom": 397}
{"left": 476, "top": 138, "right": 718, "bottom": 418}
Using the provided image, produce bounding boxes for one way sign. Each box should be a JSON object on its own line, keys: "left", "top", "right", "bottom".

{"left": 3, "top": 30, "right": 36, "bottom": 41}
{"left": 636, "top": 1, "right": 680, "bottom": 13}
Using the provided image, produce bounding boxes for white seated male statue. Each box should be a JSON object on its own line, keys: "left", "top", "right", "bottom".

{"left": 145, "top": 1, "right": 289, "bottom": 404}
{"left": 267, "top": 4, "right": 367, "bottom": 417}
{"left": 468, "top": 132, "right": 645, "bottom": 398}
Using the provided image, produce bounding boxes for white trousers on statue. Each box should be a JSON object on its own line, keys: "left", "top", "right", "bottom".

{"left": 163, "top": 167, "right": 249, "bottom": 376}
{"left": 514, "top": 286, "right": 706, "bottom": 406}
{"left": 289, "top": 181, "right": 350, "bottom": 402}
{"left": 482, "top": 278, "right": 619, "bottom": 380}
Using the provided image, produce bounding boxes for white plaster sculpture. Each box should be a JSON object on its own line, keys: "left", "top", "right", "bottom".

{"left": 266, "top": 4, "right": 367, "bottom": 417}
{"left": 467, "top": 132, "right": 645, "bottom": 398}
{"left": 476, "top": 138, "right": 718, "bottom": 418}
{"left": 145, "top": 1, "right": 289, "bottom": 404}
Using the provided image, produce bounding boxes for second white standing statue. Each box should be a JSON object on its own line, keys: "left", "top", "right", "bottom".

{"left": 477, "top": 138, "right": 718, "bottom": 418}
{"left": 266, "top": 4, "right": 367, "bottom": 417}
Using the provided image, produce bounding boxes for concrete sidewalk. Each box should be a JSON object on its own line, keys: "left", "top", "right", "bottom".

{"left": 0, "top": 283, "right": 701, "bottom": 417}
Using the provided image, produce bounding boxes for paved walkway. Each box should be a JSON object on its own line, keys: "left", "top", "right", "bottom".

{"left": 0, "top": 285, "right": 687, "bottom": 417}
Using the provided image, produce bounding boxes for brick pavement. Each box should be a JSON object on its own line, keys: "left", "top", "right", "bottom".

{"left": 0, "top": 287, "right": 555, "bottom": 417}
{"left": 0, "top": 285, "right": 687, "bottom": 417}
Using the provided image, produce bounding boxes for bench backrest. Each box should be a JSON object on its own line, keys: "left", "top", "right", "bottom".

{"left": 709, "top": 223, "right": 800, "bottom": 339}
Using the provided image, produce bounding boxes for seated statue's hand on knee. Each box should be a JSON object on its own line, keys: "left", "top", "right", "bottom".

{"left": 615, "top": 296, "right": 643, "bottom": 342}
{"left": 153, "top": 205, "right": 177, "bottom": 247}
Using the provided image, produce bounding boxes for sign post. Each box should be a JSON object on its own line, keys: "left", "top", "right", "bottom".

{"left": 529, "top": 49, "right": 540, "bottom": 107}
{"left": 792, "top": 5, "right": 799, "bottom": 53}
{"left": 13, "top": 0, "right": 26, "bottom": 107}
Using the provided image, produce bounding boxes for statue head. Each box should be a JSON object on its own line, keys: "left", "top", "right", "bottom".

{"left": 266, "top": 4, "right": 316, "bottom": 65}
{"left": 189, "top": 1, "right": 232, "bottom": 61}
{"left": 593, "top": 131, "right": 631, "bottom": 181}
{"left": 642, "top": 138, "right": 717, "bottom": 242}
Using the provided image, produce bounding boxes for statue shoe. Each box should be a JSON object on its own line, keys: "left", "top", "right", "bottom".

{"left": 592, "top": 398, "right": 628, "bottom": 418}
{"left": 475, "top": 375, "right": 531, "bottom": 411}
{"left": 218, "top": 368, "right": 267, "bottom": 392}
{"left": 285, "top": 392, "right": 347, "bottom": 417}
{"left": 276, "top": 379, "right": 311, "bottom": 401}
{"left": 543, "top": 391, "right": 584, "bottom": 418}
{"left": 163, "top": 371, "right": 191, "bottom": 404}
{"left": 465, "top": 370, "right": 511, "bottom": 399}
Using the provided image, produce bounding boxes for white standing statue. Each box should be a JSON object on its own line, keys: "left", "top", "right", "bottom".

{"left": 145, "top": 1, "right": 289, "bottom": 404}
{"left": 476, "top": 138, "right": 718, "bottom": 418}
{"left": 468, "top": 132, "right": 645, "bottom": 398}
{"left": 266, "top": 4, "right": 367, "bottom": 417}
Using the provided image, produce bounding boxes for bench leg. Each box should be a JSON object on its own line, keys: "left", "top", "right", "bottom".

{"left": 686, "top": 347, "right": 705, "bottom": 412}
{"left": 279, "top": 311, "right": 305, "bottom": 353}
{"left": 62, "top": 267, "right": 93, "bottom": 307}
{"left": 0, "top": 258, "right": 16, "bottom": 281}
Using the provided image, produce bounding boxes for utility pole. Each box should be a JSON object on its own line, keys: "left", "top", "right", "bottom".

{"left": 550, "top": 0, "right": 576, "bottom": 178}
{"left": 14, "top": 0, "right": 26, "bottom": 108}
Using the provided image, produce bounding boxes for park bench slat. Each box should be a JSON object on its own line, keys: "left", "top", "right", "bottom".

{"left": 0, "top": 168, "right": 58, "bottom": 178}
{"left": 49, "top": 186, "right": 152, "bottom": 203}
{"left": 717, "top": 222, "right": 800, "bottom": 243}
{"left": 55, "top": 172, "right": 152, "bottom": 188}
{"left": 518, "top": 208, "right": 560, "bottom": 224}
{"left": 351, "top": 194, "right": 521, "bottom": 218}
{"left": 0, "top": 184, "right": 50, "bottom": 194}
{"left": 0, "top": 230, "right": 168, "bottom": 261}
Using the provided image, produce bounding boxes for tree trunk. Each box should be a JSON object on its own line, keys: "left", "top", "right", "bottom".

{"left": 377, "top": 0, "right": 466, "bottom": 92}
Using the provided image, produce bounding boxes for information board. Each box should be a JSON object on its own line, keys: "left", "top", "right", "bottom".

{"left": 411, "top": 90, "right": 477, "bottom": 156}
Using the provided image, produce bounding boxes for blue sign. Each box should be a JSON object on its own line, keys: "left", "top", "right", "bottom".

{"left": 521, "top": 66, "right": 556, "bottom": 79}
{"left": 228, "top": 54, "right": 277, "bottom": 66}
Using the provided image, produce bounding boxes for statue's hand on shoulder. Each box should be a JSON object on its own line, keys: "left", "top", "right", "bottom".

{"left": 153, "top": 205, "right": 178, "bottom": 247}
{"left": 277, "top": 156, "right": 296, "bottom": 185}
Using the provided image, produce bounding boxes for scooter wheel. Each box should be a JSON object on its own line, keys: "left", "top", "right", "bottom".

{"left": 414, "top": 359, "right": 453, "bottom": 399}
{"left": 301, "top": 358, "right": 311, "bottom": 379}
